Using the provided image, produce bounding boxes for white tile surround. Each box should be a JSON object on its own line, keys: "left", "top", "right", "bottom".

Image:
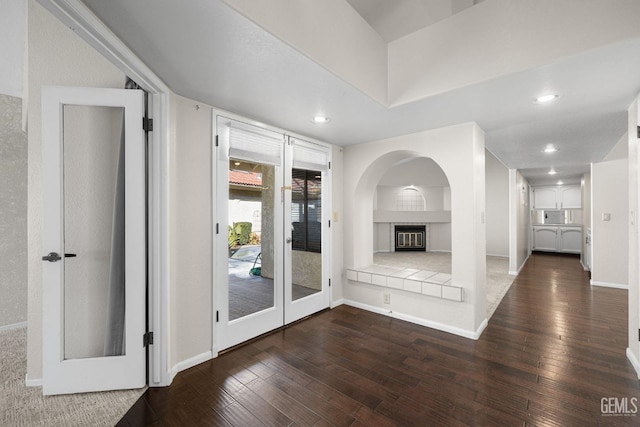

{"left": 346, "top": 265, "right": 464, "bottom": 302}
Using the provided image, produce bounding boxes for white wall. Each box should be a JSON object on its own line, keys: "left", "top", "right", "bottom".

{"left": 376, "top": 186, "right": 449, "bottom": 211}
{"left": 508, "top": 169, "right": 530, "bottom": 275}
{"left": 169, "top": 95, "right": 213, "bottom": 370}
{"left": 581, "top": 172, "right": 591, "bottom": 270}
{"left": 221, "top": 0, "right": 387, "bottom": 104}
{"left": 605, "top": 132, "right": 629, "bottom": 161}
{"left": 388, "top": 0, "right": 640, "bottom": 105}
{"left": 26, "top": 0, "right": 126, "bottom": 381}
{"left": 0, "top": 94, "right": 28, "bottom": 329}
{"left": 377, "top": 157, "right": 450, "bottom": 186}
{"left": 0, "top": 0, "right": 26, "bottom": 98}
{"left": 0, "top": 0, "right": 28, "bottom": 330}
{"left": 627, "top": 98, "right": 639, "bottom": 371}
{"left": 485, "top": 150, "right": 509, "bottom": 257}
{"left": 331, "top": 146, "right": 345, "bottom": 305}
{"left": 430, "top": 223, "right": 452, "bottom": 252}
{"left": 224, "top": 0, "right": 640, "bottom": 109}
{"left": 343, "top": 122, "right": 486, "bottom": 337}
{"left": 591, "top": 152, "right": 628, "bottom": 288}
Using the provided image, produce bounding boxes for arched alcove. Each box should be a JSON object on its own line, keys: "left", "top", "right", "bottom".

{"left": 342, "top": 123, "right": 487, "bottom": 338}
{"left": 373, "top": 157, "right": 451, "bottom": 257}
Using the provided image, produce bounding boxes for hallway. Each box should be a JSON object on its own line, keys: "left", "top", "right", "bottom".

{"left": 119, "top": 253, "right": 640, "bottom": 426}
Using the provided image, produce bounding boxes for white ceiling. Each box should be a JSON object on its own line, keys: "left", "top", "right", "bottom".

{"left": 78, "top": 0, "right": 640, "bottom": 185}
{"left": 345, "top": 0, "right": 479, "bottom": 42}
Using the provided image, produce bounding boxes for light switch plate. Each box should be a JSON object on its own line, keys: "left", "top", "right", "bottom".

{"left": 602, "top": 213, "right": 611, "bottom": 221}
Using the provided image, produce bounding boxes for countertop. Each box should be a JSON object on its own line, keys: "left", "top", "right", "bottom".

{"left": 532, "top": 223, "right": 582, "bottom": 228}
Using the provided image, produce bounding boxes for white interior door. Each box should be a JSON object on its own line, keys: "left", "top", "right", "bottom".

{"left": 42, "top": 86, "right": 146, "bottom": 395}
{"left": 284, "top": 138, "right": 331, "bottom": 324}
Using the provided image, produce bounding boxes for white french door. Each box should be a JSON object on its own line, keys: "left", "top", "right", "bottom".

{"left": 216, "top": 117, "right": 331, "bottom": 351}
{"left": 284, "top": 138, "right": 331, "bottom": 324}
{"left": 41, "top": 86, "right": 146, "bottom": 395}
{"left": 216, "top": 117, "right": 285, "bottom": 350}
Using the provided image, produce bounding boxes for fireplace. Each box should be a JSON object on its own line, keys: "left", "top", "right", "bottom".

{"left": 395, "top": 225, "right": 426, "bottom": 252}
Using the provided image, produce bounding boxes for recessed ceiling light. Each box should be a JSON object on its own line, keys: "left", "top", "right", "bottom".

{"left": 534, "top": 94, "right": 559, "bottom": 104}
{"left": 543, "top": 146, "right": 558, "bottom": 153}
{"left": 548, "top": 169, "right": 557, "bottom": 175}
{"left": 312, "top": 116, "right": 330, "bottom": 124}
{"left": 234, "top": 161, "right": 240, "bottom": 166}
{"left": 557, "top": 180, "right": 564, "bottom": 185}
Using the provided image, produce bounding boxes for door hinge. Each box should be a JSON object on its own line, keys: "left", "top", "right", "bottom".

{"left": 637, "top": 126, "right": 640, "bottom": 139}
{"left": 328, "top": 219, "right": 331, "bottom": 228}
{"left": 638, "top": 328, "right": 640, "bottom": 341}
{"left": 329, "top": 278, "right": 331, "bottom": 287}
{"left": 216, "top": 223, "right": 219, "bottom": 234}
{"left": 216, "top": 311, "right": 219, "bottom": 323}
{"left": 143, "top": 331, "right": 154, "bottom": 347}
{"left": 328, "top": 161, "right": 331, "bottom": 170}
{"left": 143, "top": 117, "right": 153, "bottom": 132}
{"left": 215, "top": 135, "right": 219, "bottom": 147}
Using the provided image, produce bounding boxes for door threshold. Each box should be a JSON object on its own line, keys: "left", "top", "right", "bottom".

{"left": 218, "top": 307, "right": 331, "bottom": 356}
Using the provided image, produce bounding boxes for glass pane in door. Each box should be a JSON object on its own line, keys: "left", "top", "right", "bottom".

{"left": 228, "top": 159, "right": 275, "bottom": 320}
{"left": 63, "top": 105, "right": 126, "bottom": 359}
{"left": 291, "top": 169, "right": 322, "bottom": 301}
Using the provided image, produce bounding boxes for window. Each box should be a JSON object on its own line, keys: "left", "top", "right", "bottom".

{"left": 396, "top": 187, "right": 425, "bottom": 211}
{"left": 291, "top": 169, "right": 321, "bottom": 253}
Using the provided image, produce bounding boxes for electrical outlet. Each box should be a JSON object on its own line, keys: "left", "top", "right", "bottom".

{"left": 383, "top": 293, "right": 391, "bottom": 304}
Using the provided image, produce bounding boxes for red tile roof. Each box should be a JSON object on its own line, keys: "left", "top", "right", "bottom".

{"left": 229, "top": 170, "right": 262, "bottom": 187}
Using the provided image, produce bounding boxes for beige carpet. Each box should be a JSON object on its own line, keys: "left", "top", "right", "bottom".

{"left": 1, "top": 327, "right": 145, "bottom": 426}
{"left": 373, "top": 252, "right": 514, "bottom": 319}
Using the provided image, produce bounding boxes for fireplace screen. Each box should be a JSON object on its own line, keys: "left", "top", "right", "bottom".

{"left": 395, "top": 225, "right": 426, "bottom": 251}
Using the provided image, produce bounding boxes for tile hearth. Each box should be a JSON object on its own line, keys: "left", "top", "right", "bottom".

{"left": 346, "top": 252, "right": 514, "bottom": 318}
{"left": 346, "top": 265, "right": 463, "bottom": 302}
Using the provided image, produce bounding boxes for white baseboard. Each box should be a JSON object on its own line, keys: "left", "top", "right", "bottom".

{"left": 590, "top": 280, "right": 628, "bottom": 290}
{"left": 579, "top": 259, "right": 590, "bottom": 272}
{"left": 168, "top": 351, "right": 213, "bottom": 384}
{"left": 330, "top": 298, "right": 345, "bottom": 308}
{"left": 627, "top": 348, "right": 640, "bottom": 379}
{"left": 508, "top": 253, "right": 530, "bottom": 276}
{"left": 342, "top": 299, "right": 487, "bottom": 340}
{"left": 25, "top": 374, "right": 42, "bottom": 387}
{"left": 0, "top": 321, "right": 27, "bottom": 332}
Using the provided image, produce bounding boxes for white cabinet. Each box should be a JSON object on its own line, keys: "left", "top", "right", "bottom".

{"left": 533, "top": 227, "right": 561, "bottom": 251}
{"left": 532, "top": 185, "right": 581, "bottom": 210}
{"left": 532, "top": 187, "right": 559, "bottom": 209}
{"left": 558, "top": 187, "right": 581, "bottom": 209}
{"left": 558, "top": 227, "right": 581, "bottom": 253}
{"left": 532, "top": 226, "right": 582, "bottom": 254}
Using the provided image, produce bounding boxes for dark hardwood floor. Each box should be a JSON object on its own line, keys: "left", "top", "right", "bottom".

{"left": 119, "top": 253, "right": 640, "bottom": 426}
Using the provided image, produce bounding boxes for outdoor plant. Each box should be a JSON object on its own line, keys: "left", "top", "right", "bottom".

{"left": 228, "top": 225, "right": 239, "bottom": 248}
{"left": 233, "top": 222, "right": 252, "bottom": 245}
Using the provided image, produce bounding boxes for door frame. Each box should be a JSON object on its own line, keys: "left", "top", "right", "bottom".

{"left": 38, "top": 0, "right": 172, "bottom": 387}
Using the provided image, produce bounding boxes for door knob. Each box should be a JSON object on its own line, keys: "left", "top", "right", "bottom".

{"left": 42, "top": 252, "right": 61, "bottom": 262}
{"left": 286, "top": 237, "right": 292, "bottom": 243}
{"left": 42, "top": 252, "right": 77, "bottom": 262}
